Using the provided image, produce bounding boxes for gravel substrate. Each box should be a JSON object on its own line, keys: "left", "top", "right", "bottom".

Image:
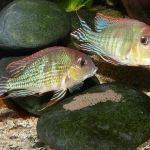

{"left": 0, "top": 107, "right": 51, "bottom": 150}
{"left": 0, "top": 105, "right": 149, "bottom": 150}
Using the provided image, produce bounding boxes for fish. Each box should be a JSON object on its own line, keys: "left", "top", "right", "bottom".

{"left": 70, "top": 12, "right": 150, "bottom": 66}
{"left": 0, "top": 46, "right": 98, "bottom": 110}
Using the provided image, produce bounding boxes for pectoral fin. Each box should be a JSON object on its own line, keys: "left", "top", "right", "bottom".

{"left": 39, "top": 89, "right": 67, "bottom": 111}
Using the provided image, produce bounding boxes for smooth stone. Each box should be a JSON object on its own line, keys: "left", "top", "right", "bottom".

{"left": 37, "top": 83, "right": 150, "bottom": 150}
{"left": 0, "top": 56, "right": 99, "bottom": 116}
{"left": 0, "top": 0, "right": 71, "bottom": 50}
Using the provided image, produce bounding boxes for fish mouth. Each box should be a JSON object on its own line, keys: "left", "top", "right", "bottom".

{"left": 93, "top": 67, "right": 98, "bottom": 75}
{"left": 84, "top": 67, "right": 98, "bottom": 80}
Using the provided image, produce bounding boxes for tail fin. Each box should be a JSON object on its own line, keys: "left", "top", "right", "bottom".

{"left": 70, "top": 12, "right": 91, "bottom": 42}
{"left": 0, "top": 77, "right": 8, "bottom": 96}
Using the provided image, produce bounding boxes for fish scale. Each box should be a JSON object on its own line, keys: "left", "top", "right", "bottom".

{"left": 7, "top": 50, "right": 71, "bottom": 91}
{"left": 98, "top": 25, "right": 129, "bottom": 56}
{"left": 8, "top": 66, "right": 68, "bottom": 91}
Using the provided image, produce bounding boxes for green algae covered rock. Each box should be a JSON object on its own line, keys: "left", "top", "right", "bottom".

{"left": 37, "top": 83, "right": 150, "bottom": 150}
{"left": 0, "top": 0, "right": 71, "bottom": 50}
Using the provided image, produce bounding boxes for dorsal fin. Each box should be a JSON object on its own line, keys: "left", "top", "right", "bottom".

{"left": 76, "top": 11, "right": 91, "bottom": 31}
{"left": 95, "top": 13, "right": 127, "bottom": 32}
{"left": 6, "top": 46, "right": 64, "bottom": 78}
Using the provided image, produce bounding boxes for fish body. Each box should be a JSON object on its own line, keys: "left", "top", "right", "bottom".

{"left": 71, "top": 13, "right": 150, "bottom": 66}
{"left": 0, "top": 46, "right": 97, "bottom": 109}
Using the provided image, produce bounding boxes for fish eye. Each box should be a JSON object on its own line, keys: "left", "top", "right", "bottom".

{"left": 140, "top": 36, "right": 149, "bottom": 45}
{"left": 76, "top": 57, "right": 87, "bottom": 68}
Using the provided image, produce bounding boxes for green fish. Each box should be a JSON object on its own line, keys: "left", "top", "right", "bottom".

{"left": 0, "top": 46, "right": 97, "bottom": 110}
{"left": 71, "top": 12, "right": 150, "bottom": 66}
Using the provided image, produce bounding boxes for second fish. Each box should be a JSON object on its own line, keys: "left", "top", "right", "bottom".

{"left": 71, "top": 13, "right": 150, "bottom": 66}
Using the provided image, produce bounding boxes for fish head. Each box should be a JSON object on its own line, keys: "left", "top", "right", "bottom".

{"left": 67, "top": 52, "right": 98, "bottom": 84}
{"left": 131, "top": 25, "right": 150, "bottom": 65}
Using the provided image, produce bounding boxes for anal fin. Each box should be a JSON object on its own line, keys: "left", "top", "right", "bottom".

{"left": 39, "top": 89, "right": 67, "bottom": 111}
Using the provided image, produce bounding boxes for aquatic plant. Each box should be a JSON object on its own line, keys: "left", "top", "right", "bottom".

{"left": 51, "top": 0, "right": 93, "bottom": 12}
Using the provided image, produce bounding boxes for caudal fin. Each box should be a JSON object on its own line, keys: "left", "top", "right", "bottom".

{"left": 70, "top": 12, "right": 91, "bottom": 42}
{"left": 0, "top": 77, "right": 8, "bottom": 96}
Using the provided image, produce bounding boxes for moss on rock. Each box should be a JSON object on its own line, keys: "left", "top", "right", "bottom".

{"left": 37, "top": 83, "right": 150, "bottom": 149}
{"left": 0, "top": 0, "right": 71, "bottom": 50}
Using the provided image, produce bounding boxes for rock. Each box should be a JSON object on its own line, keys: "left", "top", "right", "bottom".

{"left": 0, "top": 56, "right": 99, "bottom": 116}
{"left": 0, "top": 0, "right": 71, "bottom": 50}
{"left": 37, "top": 83, "right": 150, "bottom": 150}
